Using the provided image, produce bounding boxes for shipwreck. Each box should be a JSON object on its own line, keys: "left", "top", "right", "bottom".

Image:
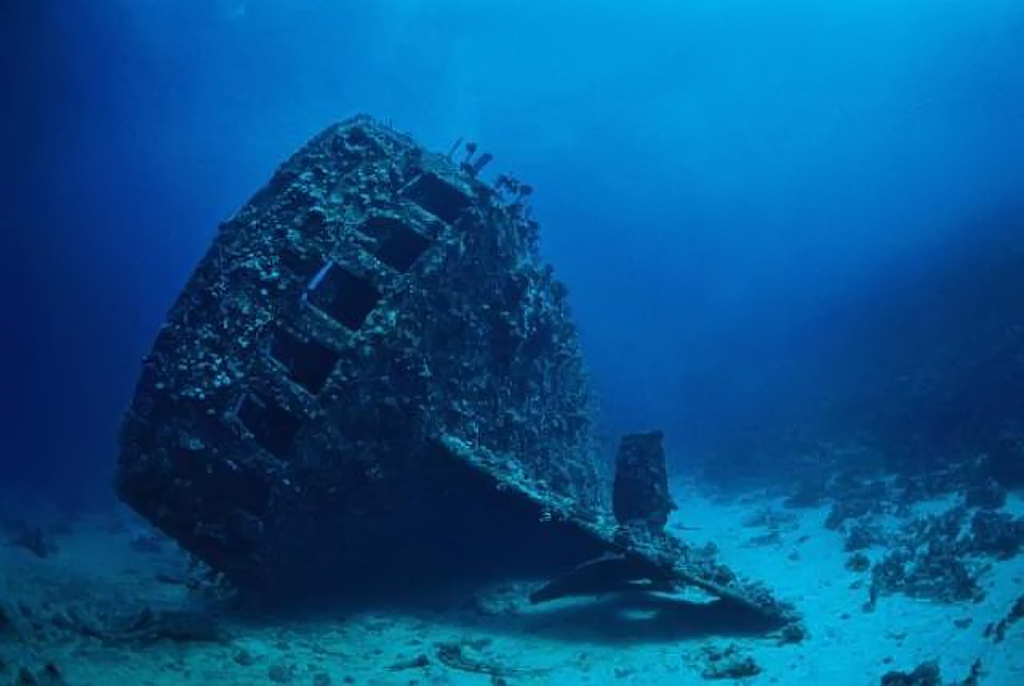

{"left": 115, "top": 115, "right": 797, "bottom": 630}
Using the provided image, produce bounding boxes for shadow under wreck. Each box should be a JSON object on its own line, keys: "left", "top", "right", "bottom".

{"left": 114, "top": 115, "right": 800, "bottom": 637}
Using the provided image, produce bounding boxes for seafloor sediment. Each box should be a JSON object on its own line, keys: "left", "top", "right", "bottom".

{"left": 2, "top": 472, "right": 1022, "bottom": 686}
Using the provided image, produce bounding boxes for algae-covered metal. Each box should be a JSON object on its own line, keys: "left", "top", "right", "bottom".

{"left": 115, "top": 116, "right": 796, "bottom": 628}
{"left": 613, "top": 431, "right": 676, "bottom": 531}
{"left": 116, "top": 116, "right": 600, "bottom": 588}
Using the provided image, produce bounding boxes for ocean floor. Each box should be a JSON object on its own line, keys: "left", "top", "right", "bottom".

{"left": 2, "top": 481, "right": 1022, "bottom": 686}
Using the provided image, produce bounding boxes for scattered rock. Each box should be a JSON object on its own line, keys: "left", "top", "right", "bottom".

{"left": 783, "top": 479, "right": 826, "bottom": 508}
{"left": 845, "top": 519, "right": 885, "bottom": 552}
{"left": 882, "top": 657, "right": 982, "bottom": 686}
{"left": 959, "top": 659, "right": 984, "bottom": 686}
{"left": 703, "top": 656, "right": 760, "bottom": 680}
{"left": 775, "top": 621, "right": 808, "bottom": 645}
{"left": 880, "top": 660, "right": 941, "bottom": 686}
{"left": 825, "top": 475, "right": 889, "bottom": 530}
{"left": 963, "top": 477, "right": 1006, "bottom": 509}
{"left": 984, "top": 593, "right": 1024, "bottom": 642}
{"left": 389, "top": 654, "right": 430, "bottom": 671}
{"left": 435, "top": 641, "right": 548, "bottom": 679}
{"left": 232, "top": 649, "right": 256, "bottom": 667}
{"left": 741, "top": 508, "right": 798, "bottom": 531}
{"left": 846, "top": 552, "right": 871, "bottom": 572}
{"left": 969, "top": 511, "right": 1024, "bottom": 559}
{"left": 746, "top": 531, "right": 782, "bottom": 547}
{"left": 895, "top": 459, "right": 980, "bottom": 504}
{"left": 871, "top": 547, "right": 982, "bottom": 603}
{"left": 463, "top": 585, "right": 528, "bottom": 617}
{"left": 697, "top": 643, "right": 761, "bottom": 681}
{"left": 268, "top": 662, "right": 296, "bottom": 683}
{"left": 869, "top": 507, "right": 995, "bottom": 603}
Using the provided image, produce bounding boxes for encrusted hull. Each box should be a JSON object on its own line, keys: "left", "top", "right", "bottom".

{"left": 115, "top": 117, "right": 798, "bottom": 630}
{"left": 116, "top": 116, "right": 601, "bottom": 590}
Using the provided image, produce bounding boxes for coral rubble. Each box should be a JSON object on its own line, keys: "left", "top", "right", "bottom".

{"left": 985, "top": 594, "right": 1024, "bottom": 643}
{"left": 880, "top": 660, "right": 942, "bottom": 686}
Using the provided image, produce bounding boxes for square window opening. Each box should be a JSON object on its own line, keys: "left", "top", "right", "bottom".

{"left": 360, "top": 216, "right": 432, "bottom": 273}
{"left": 237, "top": 393, "right": 302, "bottom": 459}
{"left": 404, "top": 173, "right": 470, "bottom": 224}
{"left": 230, "top": 470, "right": 274, "bottom": 517}
{"left": 269, "top": 328, "right": 339, "bottom": 394}
{"left": 306, "top": 263, "right": 380, "bottom": 330}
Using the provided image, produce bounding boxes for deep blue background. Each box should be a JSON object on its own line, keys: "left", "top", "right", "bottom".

{"left": 3, "top": 0, "right": 1024, "bottom": 501}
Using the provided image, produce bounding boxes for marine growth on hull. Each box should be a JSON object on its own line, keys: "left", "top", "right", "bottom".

{"left": 114, "top": 116, "right": 797, "bottom": 632}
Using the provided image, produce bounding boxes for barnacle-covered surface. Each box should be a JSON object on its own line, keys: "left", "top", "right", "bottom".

{"left": 114, "top": 116, "right": 794, "bottom": 626}
{"left": 116, "top": 115, "right": 601, "bottom": 590}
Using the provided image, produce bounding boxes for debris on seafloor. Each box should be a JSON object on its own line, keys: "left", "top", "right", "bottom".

{"left": 387, "top": 654, "right": 430, "bottom": 672}
{"left": 0, "top": 601, "right": 67, "bottom": 685}
{"left": 845, "top": 552, "right": 871, "bottom": 572}
{"left": 880, "top": 661, "right": 943, "bottom": 686}
{"left": 530, "top": 432, "right": 680, "bottom": 604}
{"left": 435, "top": 641, "right": 550, "bottom": 679}
{"left": 879, "top": 659, "right": 983, "bottom": 686}
{"left": 113, "top": 115, "right": 799, "bottom": 632}
{"left": 693, "top": 643, "right": 762, "bottom": 681}
{"left": 844, "top": 518, "right": 885, "bottom": 552}
{"left": 984, "top": 593, "right": 1024, "bottom": 642}
{"left": 529, "top": 552, "right": 675, "bottom": 604}
{"left": 867, "top": 506, "right": 1024, "bottom": 607}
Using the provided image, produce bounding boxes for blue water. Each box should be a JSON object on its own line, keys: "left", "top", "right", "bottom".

{"left": 4, "top": 0, "right": 1024, "bottom": 492}
{"left": 2, "top": 1, "right": 1024, "bottom": 682}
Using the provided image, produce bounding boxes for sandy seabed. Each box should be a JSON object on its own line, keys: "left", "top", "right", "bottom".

{"left": 2, "top": 483, "right": 1022, "bottom": 686}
